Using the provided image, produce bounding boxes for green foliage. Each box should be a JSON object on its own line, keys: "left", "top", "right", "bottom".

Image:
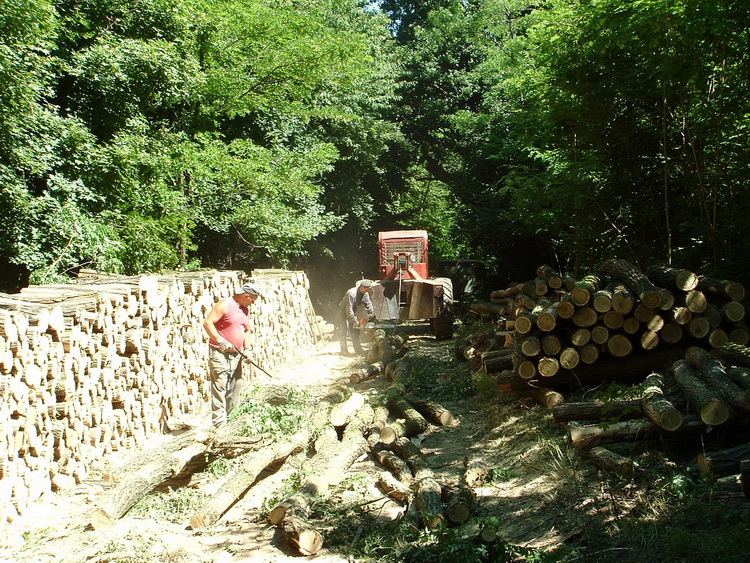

{"left": 229, "top": 385, "right": 310, "bottom": 436}
{"left": 131, "top": 486, "right": 204, "bottom": 523}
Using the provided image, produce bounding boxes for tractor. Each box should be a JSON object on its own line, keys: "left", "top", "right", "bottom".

{"left": 368, "top": 230, "right": 454, "bottom": 340}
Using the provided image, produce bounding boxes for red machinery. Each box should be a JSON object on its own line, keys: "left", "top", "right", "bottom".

{"left": 370, "top": 230, "right": 454, "bottom": 339}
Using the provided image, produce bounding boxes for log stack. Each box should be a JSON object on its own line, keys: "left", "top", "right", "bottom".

{"left": 0, "top": 268, "right": 326, "bottom": 522}
{"left": 468, "top": 262, "right": 747, "bottom": 388}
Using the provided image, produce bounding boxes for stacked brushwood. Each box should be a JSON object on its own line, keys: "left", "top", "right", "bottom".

{"left": 0, "top": 268, "right": 327, "bottom": 523}
{"left": 466, "top": 261, "right": 747, "bottom": 388}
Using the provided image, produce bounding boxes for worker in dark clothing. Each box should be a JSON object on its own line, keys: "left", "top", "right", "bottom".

{"left": 339, "top": 279, "right": 375, "bottom": 354}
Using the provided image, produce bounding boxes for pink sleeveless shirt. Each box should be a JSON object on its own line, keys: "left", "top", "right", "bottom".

{"left": 211, "top": 297, "right": 249, "bottom": 350}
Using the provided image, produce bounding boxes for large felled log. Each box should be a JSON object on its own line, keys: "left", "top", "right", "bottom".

{"left": 696, "top": 442, "right": 750, "bottom": 480}
{"left": 443, "top": 485, "right": 476, "bottom": 524}
{"left": 726, "top": 366, "right": 750, "bottom": 390}
{"left": 268, "top": 407, "right": 372, "bottom": 555}
{"left": 552, "top": 399, "right": 644, "bottom": 424}
{"left": 530, "top": 387, "right": 565, "bottom": 409}
{"left": 376, "top": 450, "right": 414, "bottom": 484}
{"left": 645, "top": 265, "right": 699, "bottom": 292}
{"left": 92, "top": 439, "right": 209, "bottom": 529}
{"left": 672, "top": 359, "right": 729, "bottom": 425}
{"left": 393, "top": 437, "right": 444, "bottom": 528}
{"left": 386, "top": 387, "right": 429, "bottom": 437}
{"left": 609, "top": 283, "right": 635, "bottom": 314}
{"left": 406, "top": 397, "right": 457, "bottom": 427}
{"left": 641, "top": 372, "right": 683, "bottom": 431}
{"left": 570, "top": 415, "right": 704, "bottom": 450}
{"left": 189, "top": 433, "right": 307, "bottom": 530}
{"left": 697, "top": 275, "right": 746, "bottom": 302}
{"left": 685, "top": 346, "right": 750, "bottom": 413}
{"left": 377, "top": 471, "right": 414, "bottom": 504}
{"left": 531, "top": 346, "right": 685, "bottom": 387}
{"left": 599, "top": 259, "right": 664, "bottom": 309}
{"left": 720, "top": 342, "right": 750, "bottom": 368}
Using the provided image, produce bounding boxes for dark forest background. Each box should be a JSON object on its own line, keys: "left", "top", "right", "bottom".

{"left": 3, "top": 0, "right": 749, "bottom": 318}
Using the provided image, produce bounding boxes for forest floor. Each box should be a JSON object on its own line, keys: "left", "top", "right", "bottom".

{"left": 2, "top": 327, "right": 750, "bottom": 563}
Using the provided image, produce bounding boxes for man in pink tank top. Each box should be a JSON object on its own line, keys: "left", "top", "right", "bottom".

{"left": 203, "top": 282, "right": 262, "bottom": 427}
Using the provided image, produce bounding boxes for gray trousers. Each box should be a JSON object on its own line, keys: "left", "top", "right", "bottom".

{"left": 207, "top": 347, "right": 244, "bottom": 427}
{"left": 339, "top": 310, "right": 362, "bottom": 352}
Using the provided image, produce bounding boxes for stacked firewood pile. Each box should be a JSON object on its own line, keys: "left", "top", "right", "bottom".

{"left": 0, "top": 268, "right": 328, "bottom": 522}
{"left": 465, "top": 260, "right": 747, "bottom": 387}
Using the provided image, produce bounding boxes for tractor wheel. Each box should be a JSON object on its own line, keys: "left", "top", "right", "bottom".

{"left": 430, "top": 277, "right": 454, "bottom": 340}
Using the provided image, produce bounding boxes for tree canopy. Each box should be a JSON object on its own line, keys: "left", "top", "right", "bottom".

{"left": 2, "top": 0, "right": 749, "bottom": 291}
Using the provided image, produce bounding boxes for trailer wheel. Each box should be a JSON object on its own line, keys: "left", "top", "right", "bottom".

{"left": 430, "top": 277, "right": 454, "bottom": 340}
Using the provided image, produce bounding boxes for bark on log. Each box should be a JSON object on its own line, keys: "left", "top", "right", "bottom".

{"left": 377, "top": 471, "right": 414, "bottom": 504}
{"left": 386, "top": 388, "right": 429, "bottom": 437}
{"left": 406, "top": 397, "right": 457, "bottom": 427}
{"left": 588, "top": 446, "right": 639, "bottom": 477}
{"left": 600, "top": 259, "right": 664, "bottom": 309}
{"left": 697, "top": 275, "right": 746, "bottom": 302}
{"left": 672, "top": 359, "right": 729, "bottom": 425}
{"left": 721, "top": 342, "right": 750, "bottom": 368}
{"left": 570, "top": 416, "right": 704, "bottom": 450}
{"left": 376, "top": 450, "right": 414, "bottom": 484}
{"left": 645, "top": 265, "right": 699, "bottom": 292}
{"left": 641, "top": 372, "right": 683, "bottom": 431}
{"left": 93, "top": 440, "right": 208, "bottom": 529}
{"left": 552, "top": 399, "right": 644, "bottom": 424}
{"left": 444, "top": 485, "right": 476, "bottom": 524}
{"left": 685, "top": 346, "right": 750, "bottom": 412}
{"left": 530, "top": 387, "right": 565, "bottom": 409}
{"left": 697, "top": 442, "right": 750, "bottom": 480}
{"left": 726, "top": 366, "right": 750, "bottom": 390}
{"left": 393, "top": 437, "right": 444, "bottom": 528}
{"left": 190, "top": 433, "right": 307, "bottom": 530}
{"left": 571, "top": 273, "right": 603, "bottom": 307}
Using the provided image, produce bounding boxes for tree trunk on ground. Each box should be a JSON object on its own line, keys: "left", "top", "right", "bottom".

{"left": 588, "top": 446, "right": 639, "bottom": 477}
{"left": 696, "top": 442, "right": 750, "bottom": 480}
{"left": 552, "top": 400, "right": 644, "bottom": 424}
{"left": 537, "top": 264, "right": 563, "bottom": 289}
{"left": 721, "top": 342, "right": 750, "bottom": 368}
{"left": 645, "top": 265, "right": 699, "bottom": 292}
{"left": 530, "top": 387, "right": 565, "bottom": 409}
{"left": 377, "top": 471, "right": 413, "bottom": 504}
{"left": 376, "top": 450, "right": 413, "bottom": 484}
{"left": 406, "top": 397, "right": 456, "bottom": 427}
{"left": 386, "top": 387, "right": 429, "bottom": 437}
{"left": 93, "top": 439, "right": 209, "bottom": 529}
{"left": 393, "top": 437, "right": 444, "bottom": 528}
{"left": 190, "top": 433, "right": 308, "bottom": 530}
{"left": 672, "top": 359, "right": 729, "bottom": 425}
{"left": 570, "top": 416, "right": 704, "bottom": 450}
{"left": 641, "top": 372, "right": 683, "bottom": 431}
{"left": 697, "top": 276, "right": 746, "bottom": 302}
{"left": 685, "top": 346, "right": 750, "bottom": 412}
{"left": 443, "top": 485, "right": 476, "bottom": 524}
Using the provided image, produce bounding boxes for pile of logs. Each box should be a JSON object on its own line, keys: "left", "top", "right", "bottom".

{"left": 544, "top": 341, "right": 750, "bottom": 491}
{"left": 0, "top": 268, "right": 328, "bottom": 522}
{"left": 466, "top": 261, "right": 747, "bottom": 386}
